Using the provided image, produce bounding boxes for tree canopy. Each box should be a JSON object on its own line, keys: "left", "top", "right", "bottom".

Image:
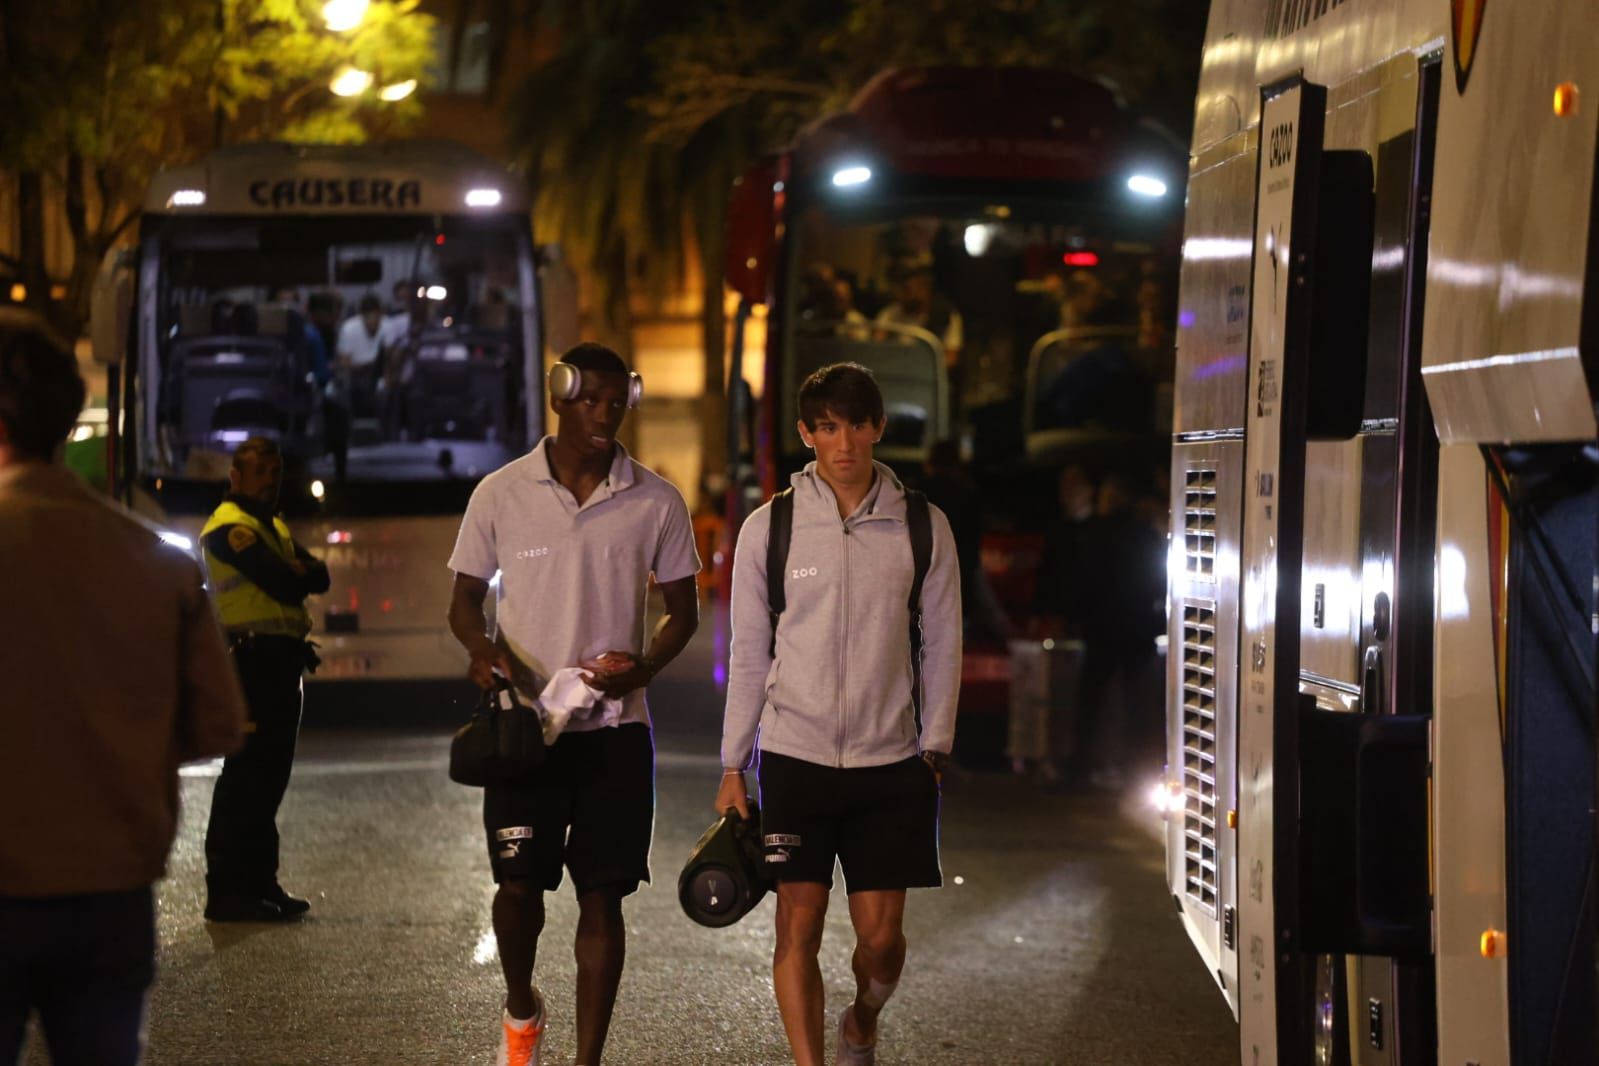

{"left": 508, "top": 0, "right": 1208, "bottom": 482}
{"left": 0, "top": 0, "right": 435, "bottom": 335}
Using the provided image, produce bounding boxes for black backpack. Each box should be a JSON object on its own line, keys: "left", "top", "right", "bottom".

{"left": 764, "top": 486, "right": 935, "bottom": 722}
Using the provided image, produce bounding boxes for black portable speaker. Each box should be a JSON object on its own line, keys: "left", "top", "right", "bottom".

{"left": 678, "top": 804, "right": 769, "bottom": 928}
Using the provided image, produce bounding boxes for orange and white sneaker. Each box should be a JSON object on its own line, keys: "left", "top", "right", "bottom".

{"left": 496, "top": 990, "right": 545, "bottom": 1066}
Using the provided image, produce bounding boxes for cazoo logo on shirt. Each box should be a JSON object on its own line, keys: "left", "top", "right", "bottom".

{"left": 516, "top": 546, "right": 550, "bottom": 560}
{"left": 790, "top": 566, "right": 819, "bottom": 579}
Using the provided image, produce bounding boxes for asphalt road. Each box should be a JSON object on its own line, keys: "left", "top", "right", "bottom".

{"left": 23, "top": 624, "right": 1238, "bottom": 1065}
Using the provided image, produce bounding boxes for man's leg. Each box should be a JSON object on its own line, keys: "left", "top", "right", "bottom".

{"left": 493, "top": 879, "right": 546, "bottom": 1021}
{"left": 572, "top": 886, "right": 626, "bottom": 1064}
{"left": 562, "top": 725, "right": 654, "bottom": 1064}
{"left": 32, "top": 888, "right": 155, "bottom": 1066}
{"left": 773, "top": 881, "right": 831, "bottom": 1066}
{"left": 842, "top": 890, "right": 908, "bottom": 1047}
{"left": 0, "top": 896, "right": 38, "bottom": 1063}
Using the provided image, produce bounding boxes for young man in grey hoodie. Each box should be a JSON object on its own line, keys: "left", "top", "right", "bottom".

{"left": 716, "top": 362, "right": 961, "bottom": 1066}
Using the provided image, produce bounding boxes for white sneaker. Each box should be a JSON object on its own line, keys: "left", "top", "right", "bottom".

{"left": 496, "top": 989, "right": 545, "bottom": 1066}
{"left": 836, "top": 1004, "right": 876, "bottom": 1066}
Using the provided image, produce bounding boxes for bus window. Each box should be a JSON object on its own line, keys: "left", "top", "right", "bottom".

{"left": 150, "top": 212, "right": 529, "bottom": 503}
{"left": 781, "top": 202, "right": 1176, "bottom": 517}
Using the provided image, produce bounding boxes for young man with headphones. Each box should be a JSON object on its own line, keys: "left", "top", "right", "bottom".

{"left": 447, "top": 343, "right": 700, "bottom": 1066}
{"left": 716, "top": 362, "right": 962, "bottom": 1066}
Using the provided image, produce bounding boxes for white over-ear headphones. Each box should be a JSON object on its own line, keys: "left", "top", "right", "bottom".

{"left": 548, "top": 361, "right": 643, "bottom": 409}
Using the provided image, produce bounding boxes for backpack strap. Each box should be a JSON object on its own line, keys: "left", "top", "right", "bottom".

{"left": 905, "top": 490, "right": 932, "bottom": 620}
{"left": 904, "top": 489, "right": 933, "bottom": 728}
{"left": 765, "top": 488, "right": 794, "bottom": 657}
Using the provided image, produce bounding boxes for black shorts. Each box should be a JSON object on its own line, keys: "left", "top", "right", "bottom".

{"left": 756, "top": 751, "right": 942, "bottom": 892}
{"left": 483, "top": 723, "right": 654, "bottom": 895}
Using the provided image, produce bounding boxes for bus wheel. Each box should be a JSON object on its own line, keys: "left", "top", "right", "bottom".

{"left": 1312, "top": 954, "right": 1351, "bottom": 1066}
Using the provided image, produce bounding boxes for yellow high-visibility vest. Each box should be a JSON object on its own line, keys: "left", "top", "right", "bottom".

{"left": 201, "top": 500, "right": 312, "bottom": 639}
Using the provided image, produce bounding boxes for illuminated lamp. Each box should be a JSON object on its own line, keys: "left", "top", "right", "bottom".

{"left": 321, "top": 0, "right": 368, "bottom": 31}
{"left": 1127, "top": 173, "right": 1168, "bottom": 198}
{"left": 1063, "top": 251, "right": 1100, "bottom": 267}
{"left": 1554, "top": 82, "right": 1579, "bottom": 117}
{"left": 831, "top": 165, "right": 872, "bottom": 189}
{"left": 379, "top": 80, "right": 417, "bottom": 102}
{"left": 330, "top": 67, "right": 373, "bottom": 97}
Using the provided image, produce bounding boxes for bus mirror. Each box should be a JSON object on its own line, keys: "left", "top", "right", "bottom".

{"left": 90, "top": 248, "right": 135, "bottom": 366}
{"left": 1304, "top": 150, "right": 1375, "bottom": 440}
{"left": 726, "top": 157, "right": 779, "bottom": 306}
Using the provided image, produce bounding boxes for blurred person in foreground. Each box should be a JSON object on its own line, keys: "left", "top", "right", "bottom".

{"left": 0, "top": 316, "right": 246, "bottom": 1065}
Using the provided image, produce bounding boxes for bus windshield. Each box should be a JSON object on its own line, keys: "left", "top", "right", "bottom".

{"left": 782, "top": 197, "right": 1176, "bottom": 528}
{"left": 143, "top": 212, "right": 533, "bottom": 514}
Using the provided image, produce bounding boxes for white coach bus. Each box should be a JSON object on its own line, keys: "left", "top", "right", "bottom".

{"left": 1162, "top": 2, "right": 1596, "bottom": 1064}
{"left": 95, "top": 141, "right": 555, "bottom": 685}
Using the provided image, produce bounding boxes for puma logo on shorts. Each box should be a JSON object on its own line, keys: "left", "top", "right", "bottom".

{"left": 765, "top": 832, "right": 801, "bottom": 864}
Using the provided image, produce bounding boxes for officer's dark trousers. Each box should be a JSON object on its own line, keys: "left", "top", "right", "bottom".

{"left": 205, "top": 636, "right": 305, "bottom": 897}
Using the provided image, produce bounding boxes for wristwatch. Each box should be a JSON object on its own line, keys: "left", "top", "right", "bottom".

{"left": 921, "top": 750, "right": 950, "bottom": 775}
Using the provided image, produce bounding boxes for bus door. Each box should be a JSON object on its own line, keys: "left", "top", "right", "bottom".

{"left": 1181, "top": 62, "right": 1440, "bottom": 1065}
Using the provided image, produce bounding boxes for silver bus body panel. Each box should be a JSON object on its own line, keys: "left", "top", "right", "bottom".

{"left": 1195, "top": 0, "right": 1443, "bottom": 158}
{"left": 1420, "top": 1, "right": 1599, "bottom": 444}
{"left": 1431, "top": 443, "right": 1511, "bottom": 1066}
{"left": 1176, "top": 134, "right": 1256, "bottom": 438}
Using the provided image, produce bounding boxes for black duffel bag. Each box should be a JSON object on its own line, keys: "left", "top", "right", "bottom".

{"left": 449, "top": 679, "right": 546, "bottom": 787}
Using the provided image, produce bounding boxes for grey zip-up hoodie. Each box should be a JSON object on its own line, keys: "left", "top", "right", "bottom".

{"left": 721, "top": 461, "right": 962, "bottom": 770}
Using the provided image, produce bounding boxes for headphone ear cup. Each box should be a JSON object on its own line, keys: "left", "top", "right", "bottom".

{"left": 627, "top": 372, "right": 644, "bottom": 409}
{"left": 548, "top": 362, "right": 580, "bottom": 401}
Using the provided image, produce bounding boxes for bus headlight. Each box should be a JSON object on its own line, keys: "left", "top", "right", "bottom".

{"left": 831, "top": 165, "right": 872, "bottom": 189}
{"left": 1127, "top": 174, "right": 1169, "bottom": 199}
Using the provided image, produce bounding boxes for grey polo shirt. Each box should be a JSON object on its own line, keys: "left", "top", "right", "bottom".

{"left": 448, "top": 438, "right": 700, "bottom": 731}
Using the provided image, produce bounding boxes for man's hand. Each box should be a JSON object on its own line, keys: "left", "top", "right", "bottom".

{"left": 714, "top": 770, "right": 750, "bottom": 822}
{"left": 468, "top": 645, "right": 513, "bottom": 691}
{"left": 580, "top": 650, "right": 653, "bottom": 699}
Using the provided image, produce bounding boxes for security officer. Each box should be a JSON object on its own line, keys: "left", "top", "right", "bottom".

{"left": 201, "top": 437, "right": 329, "bottom": 922}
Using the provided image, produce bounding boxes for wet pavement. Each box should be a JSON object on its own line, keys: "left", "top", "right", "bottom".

{"left": 25, "top": 627, "right": 1238, "bottom": 1065}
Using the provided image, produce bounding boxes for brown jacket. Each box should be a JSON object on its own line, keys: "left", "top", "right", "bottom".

{"left": 0, "top": 462, "right": 246, "bottom": 897}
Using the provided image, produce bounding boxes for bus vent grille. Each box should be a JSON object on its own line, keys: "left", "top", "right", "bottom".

{"left": 1181, "top": 598, "right": 1219, "bottom": 915}
{"left": 1184, "top": 468, "right": 1218, "bottom": 579}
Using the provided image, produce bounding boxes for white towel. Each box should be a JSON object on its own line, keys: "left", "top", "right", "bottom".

{"left": 535, "top": 667, "right": 622, "bottom": 744}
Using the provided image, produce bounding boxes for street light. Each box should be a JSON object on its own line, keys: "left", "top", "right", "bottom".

{"left": 330, "top": 67, "right": 374, "bottom": 97}
{"left": 379, "top": 79, "right": 417, "bottom": 102}
{"left": 322, "top": 0, "right": 369, "bottom": 32}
